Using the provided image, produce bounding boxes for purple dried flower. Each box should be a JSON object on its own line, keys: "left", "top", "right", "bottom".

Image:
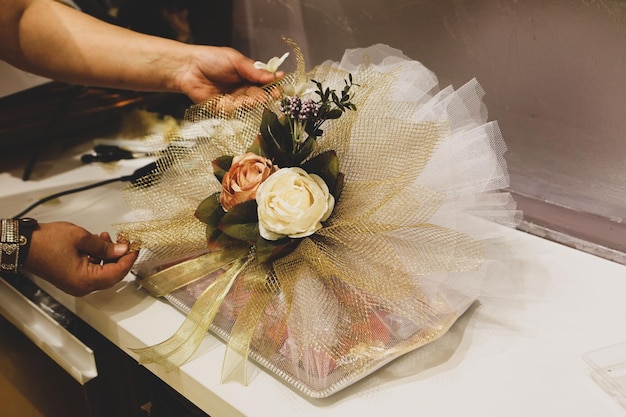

{"left": 281, "top": 96, "right": 320, "bottom": 121}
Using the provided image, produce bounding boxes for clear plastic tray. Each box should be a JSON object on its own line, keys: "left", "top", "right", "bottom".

{"left": 160, "top": 269, "right": 472, "bottom": 398}
{"left": 583, "top": 341, "right": 626, "bottom": 409}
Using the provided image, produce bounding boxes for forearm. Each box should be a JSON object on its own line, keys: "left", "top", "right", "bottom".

{"left": 1, "top": 0, "right": 188, "bottom": 93}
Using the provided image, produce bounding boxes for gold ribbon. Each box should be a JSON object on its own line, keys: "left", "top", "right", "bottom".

{"left": 222, "top": 285, "right": 274, "bottom": 384}
{"left": 132, "top": 252, "right": 254, "bottom": 370}
{"left": 139, "top": 246, "right": 249, "bottom": 297}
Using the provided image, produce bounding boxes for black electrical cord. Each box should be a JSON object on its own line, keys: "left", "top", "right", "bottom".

{"left": 12, "top": 161, "right": 159, "bottom": 219}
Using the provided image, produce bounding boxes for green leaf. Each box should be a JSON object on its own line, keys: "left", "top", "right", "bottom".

{"left": 325, "top": 109, "right": 343, "bottom": 119}
{"left": 304, "top": 122, "right": 322, "bottom": 138}
{"left": 206, "top": 224, "right": 221, "bottom": 242}
{"left": 256, "top": 236, "right": 300, "bottom": 264}
{"left": 302, "top": 150, "right": 339, "bottom": 190}
{"left": 212, "top": 156, "right": 233, "bottom": 183}
{"left": 221, "top": 222, "right": 259, "bottom": 242}
{"left": 195, "top": 193, "right": 225, "bottom": 226}
{"left": 206, "top": 225, "right": 225, "bottom": 249}
{"left": 259, "top": 111, "right": 316, "bottom": 167}
{"left": 291, "top": 137, "right": 316, "bottom": 165}
{"left": 333, "top": 172, "right": 345, "bottom": 200}
{"left": 206, "top": 228, "right": 247, "bottom": 251}
{"left": 260, "top": 108, "right": 292, "bottom": 155}
{"left": 219, "top": 200, "right": 259, "bottom": 242}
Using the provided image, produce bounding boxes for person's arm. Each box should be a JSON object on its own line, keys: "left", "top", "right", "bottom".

{"left": 0, "top": 0, "right": 279, "bottom": 103}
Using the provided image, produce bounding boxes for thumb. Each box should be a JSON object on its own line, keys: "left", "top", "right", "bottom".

{"left": 238, "top": 56, "right": 281, "bottom": 84}
{"left": 78, "top": 234, "right": 129, "bottom": 260}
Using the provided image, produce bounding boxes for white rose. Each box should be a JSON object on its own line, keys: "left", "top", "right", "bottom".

{"left": 256, "top": 167, "right": 335, "bottom": 240}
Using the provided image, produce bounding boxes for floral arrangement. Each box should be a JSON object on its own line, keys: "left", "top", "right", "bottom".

{"left": 194, "top": 53, "right": 357, "bottom": 264}
{"left": 117, "top": 40, "right": 518, "bottom": 398}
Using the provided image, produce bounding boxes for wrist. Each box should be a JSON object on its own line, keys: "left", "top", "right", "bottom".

{"left": 0, "top": 218, "right": 39, "bottom": 273}
{"left": 170, "top": 45, "right": 197, "bottom": 96}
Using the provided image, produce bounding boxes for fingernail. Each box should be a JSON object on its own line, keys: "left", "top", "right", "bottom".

{"left": 113, "top": 243, "right": 129, "bottom": 256}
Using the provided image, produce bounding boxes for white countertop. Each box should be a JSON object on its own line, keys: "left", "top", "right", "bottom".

{"left": 2, "top": 147, "right": 626, "bottom": 417}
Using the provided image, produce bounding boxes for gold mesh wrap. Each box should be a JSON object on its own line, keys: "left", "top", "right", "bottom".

{"left": 116, "top": 41, "right": 489, "bottom": 398}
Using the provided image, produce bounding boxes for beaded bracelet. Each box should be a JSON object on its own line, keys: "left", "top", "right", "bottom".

{"left": 0, "top": 218, "right": 39, "bottom": 273}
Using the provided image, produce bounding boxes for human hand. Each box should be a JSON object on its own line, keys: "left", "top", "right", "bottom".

{"left": 24, "top": 222, "right": 139, "bottom": 296}
{"left": 176, "top": 45, "right": 283, "bottom": 103}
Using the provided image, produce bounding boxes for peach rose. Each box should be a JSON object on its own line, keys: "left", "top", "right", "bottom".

{"left": 220, "top": 153, "right": 278, "bottom": 211}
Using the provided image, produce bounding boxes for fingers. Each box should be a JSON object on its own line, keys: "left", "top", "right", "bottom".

{"left": 225, "top": 86, "right": 267, "bottom": 109}
{"left": 99, "top": 231, "right": 112, "bottom": 242}
{"left": 78, "top": 233, "right": 131, "bottom": 261}
{"left": 70, "top": 238, "right": 139, "bottom": 295}
{"left": 84, "top": 250, "right": 139, "bottom": 293}
{"left": 238, "top": 53, "right": 284, "bottom": 85}
{"left": 246, "top": 67, "right": 282, "bottom": 85}
{"left": 209, "top": 84, "right": 282, "bottom": 116}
